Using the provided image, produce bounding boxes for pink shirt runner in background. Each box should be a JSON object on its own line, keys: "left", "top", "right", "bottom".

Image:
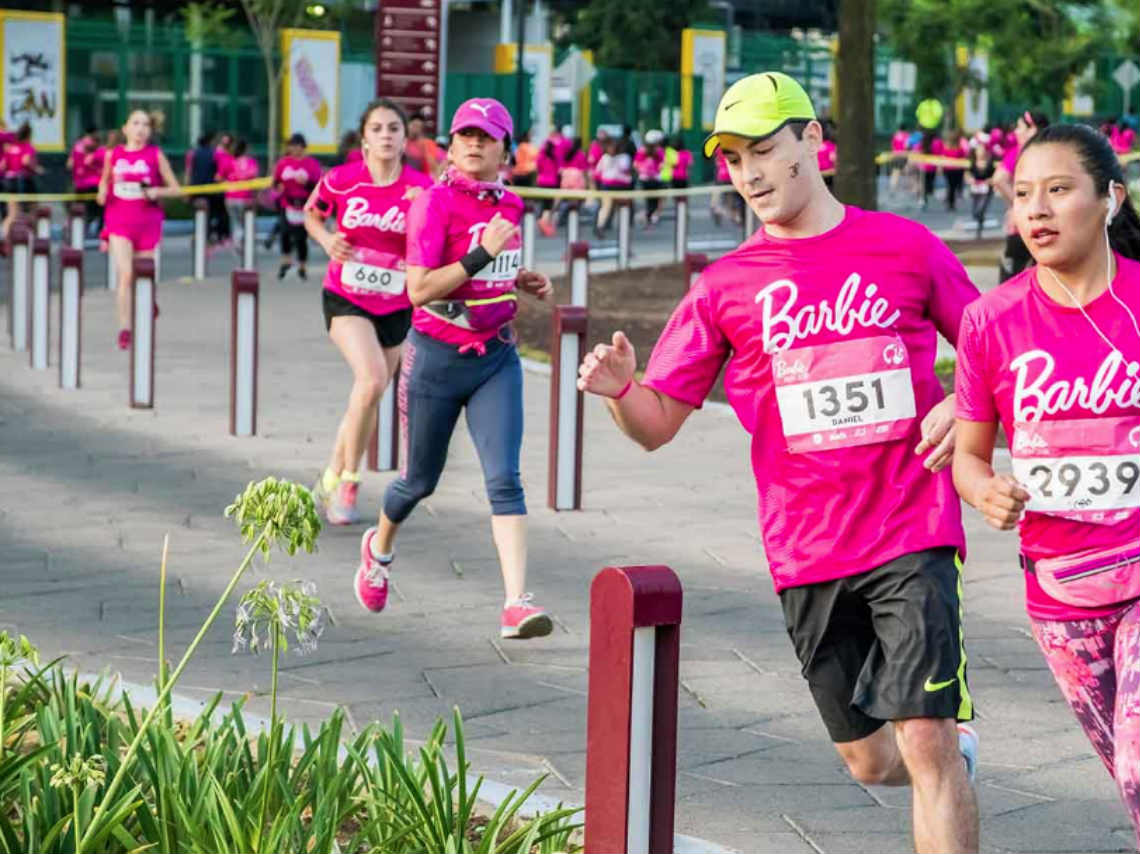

{"left": 1111, "top": 126, "right": 1136, "bottom": 154}
{"left": 634, "top": 148, "right": 664, "bottom": 181}
{"left": 642, "top": 207, "right": 979, "bottom": 592}
{"left": 673, "top": 149, "right": 693, "bottom": 182}
{"left": 891, "top": 131, "right": 909, "bottom": 153}
{"left": 273, "top": 155, "right": 322, "bottom": 207}
{"left": 223, "top": 154, "right": 260, "bottom": 201}
{"left": 535, "top": 146, "right": 561, "bottom": 188}
{"left": 309, "top": 161, "right": 432, "bottom": 316}
{"left": 4, "top": 142, "right": 36, "bottom": 177}
{"left": 587, "top": 140, "right": 604, "bottom": 170}
{"left": 214, "top": 146, "right": 234, "bottom": 181}
{"left": 71, "top": 137, "right": 101, "bottom": 189}
{"left": 955, "top": 257, "right": 1140, "bottom": 621}
{"left": 406, "top": 178, "right": 524, "bottom": 350}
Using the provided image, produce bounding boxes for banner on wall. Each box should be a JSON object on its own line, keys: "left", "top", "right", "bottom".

{"left": 681, "top": 29, "right": 726, "bottom": 131}
{"left": 281, "top": 28, "right": 340, "bottom": 154}
{"left": 0, "top": 11, "right": 65, "bottom": 152}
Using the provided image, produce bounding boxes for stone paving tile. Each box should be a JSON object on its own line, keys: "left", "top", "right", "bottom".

{"left": 1, "top": 257, "right": 1133, "bottom": 853}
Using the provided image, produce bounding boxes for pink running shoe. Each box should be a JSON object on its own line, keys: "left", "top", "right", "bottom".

{"left": 354, "top": 527, "right": 390, "bottom": 613}
{"left": 500, "top": 594, "right": 553, "bottom": 639}
{"left": 326, "top": 479, "right": 360, "bottom": 525}
{"left": 117, "top": 329, "right": 132, "bottom": 350}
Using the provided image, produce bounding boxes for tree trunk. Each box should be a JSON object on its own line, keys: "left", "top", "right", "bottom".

{"left": 835, "top": 0, "right": 877, "bottom": 210}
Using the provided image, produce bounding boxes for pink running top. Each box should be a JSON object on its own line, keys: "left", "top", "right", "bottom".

{"left": 309, "top": 160, "right": 433, "bottom": 316}
{"left": 956, "top": 256, "right": 1140, "bottom": 621}
{"left": 642, "top": 207, "right": 979, "bottom": 592}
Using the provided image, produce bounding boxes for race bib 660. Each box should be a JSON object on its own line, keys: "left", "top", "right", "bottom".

{"left": 772, "top": 336, "right": 917, "bottom": 452}
{"left": 340, "top": 261, "right": 406, "bottom": 295}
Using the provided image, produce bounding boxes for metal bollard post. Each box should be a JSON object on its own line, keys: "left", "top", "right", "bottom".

{"left": 192, "top": 198, "right": 208, "bottom": 280}
{"left": 230, "top": 270, "right": 259, "bottom": 436}
{"left": 569, "top": 240, "right": 590, "bottom": 307}
{"left": 130, "top": 257, "right": 157, "bottom": 408}
{"left": 585, "top": 566, "right": 682, "bottom": 854}
{"left": 674, "top": 197, "right": 688, "bottom": 263}
{"left": 67, "top": 203, "right": 86, "bottom": 250}
{"left": 367, "top": 367, "right": 400, "bottom": 472}
{"left": 566, "top": 202, "right": 581, "bottom": 247}
{"left": 59, "top": 248, "right": 83, "bottom": 389}
{"left": 34, "top": 206, "right": 51, "bottom": 241}
{"left": 743, "top": 204, "right": 758, "bottom": 241}
{"left": 522, "top": 207, "right": 537, "bottom": 271}
{"left": 548, "top": 305, "right": 587, "bottom": 511}
{"left": 242, "top": 204, "right": 256, "bottom": 269}
{"left": 105, "top": 242, "right": 116, "bottom": 290}
{"left": 8, "top": 220, "right": 31, "bottom": 350}
{"left": 684, "top": 252, "right": 709, "bottom": 290}
{"left": 29, "top": 238, "right": 50, "bottom": 369}
{"left": 617, "top": 200, "right": 632, "bottom": 270}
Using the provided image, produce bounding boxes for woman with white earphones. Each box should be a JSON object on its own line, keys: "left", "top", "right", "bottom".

{"left": 953, "top": 124, "right": 1140, "bottom": 845}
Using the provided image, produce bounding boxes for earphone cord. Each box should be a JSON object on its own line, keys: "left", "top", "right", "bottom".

{"left": 1043, "top": 224, "right": 1140, "bottom": 354}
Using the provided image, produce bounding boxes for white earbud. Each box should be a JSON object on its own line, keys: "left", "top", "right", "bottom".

{"left": 1106, "top": 181, "right": 1119, "bottom": 224}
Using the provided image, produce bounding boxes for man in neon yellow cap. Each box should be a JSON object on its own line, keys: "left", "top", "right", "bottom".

{"left": 579, "top": 71, "right": 981, "bottom": 853}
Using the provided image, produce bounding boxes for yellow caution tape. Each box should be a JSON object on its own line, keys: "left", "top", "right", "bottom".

{"left": 0, "top": 176, "right": 272, "bottom": 203}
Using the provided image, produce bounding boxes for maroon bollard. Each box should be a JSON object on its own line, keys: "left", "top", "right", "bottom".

{"left": 59, "top": 248, "right": 83, "bottom": 389}
{"left": 29, "top": 238, "right": 51, "bottom": 370}
{"left": 548, "top": 305, "right": 587, "bottom": 511}
{"left": 367, "top": 363, "right": 400, "bottom": 472}
{"left": 684, "top": 252, "right": 709, "bottom": 289}
{"left": 130, "top": 257, "right": 157, "bottom": 408}
{"left": 34, "top": 205, "right": 51, "bottom": 240}
{"left": 585, "top": 566, "right": 682, "bottom": 854}
{"left": 230, "top": 270, "right": 260, "bottom": 436}
{"left": 67, "top": 202, "right": 86, "bottom": 249}
{"left": 568, "top": 240, "right": 590, "bottom": 307}
{"left": 8, "top": 219, "right": 31, "bottom": 350}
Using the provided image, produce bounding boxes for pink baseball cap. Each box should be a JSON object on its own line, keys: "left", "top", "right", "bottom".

{"left": 449, "top": 98, "right": 514, "bottom": 142}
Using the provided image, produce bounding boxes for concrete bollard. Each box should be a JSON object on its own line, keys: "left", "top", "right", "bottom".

{"left": 566, "top": 202, "right": 581, "bottom": 247}
{"left": 367, "top": 369, "right": 400, "bottom": 472}
{"left": 569, "top": 240, "right": 590, "bottom": 307}
{"left": 130, "top": 257, "right": 157, "bottom": 408}
{"left": 34, "top": 205, "right": 51, "bottom": 241}
{"left": 617, "top": 200, "right": 632, "bottom": 270}
{"left": 674, "top": 197, "right": 688, "bottom": 263}
{"left": 67, "top": 203, "right": 86, "bottom": 250}
{"left": 684, "top": 252, "right": 709, "bottom": 290}
{"left": 29, "top": 238, "right": 50, "bottom": 369}
{"left": 192, "top": 197, "right": 208, "bottom": 280}
{"left": 522, "top": 207, "right": 537, "bottom": 271}
{"left": 230, "top": 270, "right": 260, "bottom": 436}
{"left": 59, "top": 248, "right": 83, "bottom": 389}
{"left": 585, "top": 565, "right": 682, "bottom": 854}
{"left": 547, "top": 305, "right": 587, "bottom": 511}
{"left": 242, "top": 204, "right": 257, "bottom": 269}
{"left": 8, "top": 220, "right": 31, "bottom": 350}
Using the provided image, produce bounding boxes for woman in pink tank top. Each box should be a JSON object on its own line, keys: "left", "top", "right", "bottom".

{"left": 97, "top": 109, "right": 182, "bottom": 350}
{"left": 302, "top": 98, "right": 432, "bottom": 527}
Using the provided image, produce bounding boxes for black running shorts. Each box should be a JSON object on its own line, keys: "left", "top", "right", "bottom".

{"left": 779, "top": 547, "right": 974, "bottom": 743}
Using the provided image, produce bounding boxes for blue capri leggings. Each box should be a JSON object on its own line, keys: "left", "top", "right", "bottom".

{"left": 383, "top": 329, "right": 526, "bottom": 522}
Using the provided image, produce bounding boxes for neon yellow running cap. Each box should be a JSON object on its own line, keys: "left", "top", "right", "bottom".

{"left": 703, "top": 72, "right": 817, "bottom": 157}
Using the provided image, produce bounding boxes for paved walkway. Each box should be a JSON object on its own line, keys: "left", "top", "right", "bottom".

{"left": 1, "top": 246, "right": 1134, "bottom": 853}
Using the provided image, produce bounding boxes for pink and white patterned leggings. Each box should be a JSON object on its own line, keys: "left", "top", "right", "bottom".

{"left": 1031, "top": 599, "right": 1140, "bottom": 847}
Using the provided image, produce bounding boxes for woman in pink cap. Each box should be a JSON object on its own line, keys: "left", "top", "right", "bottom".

{"left": 305, "top": 98, "right": 432, "bottom": 527}
{"left": 97, "top": 109, "right": 182, "bottom": 350}
{"left": 352, "top": 97, "right": 555, "bottom": 640}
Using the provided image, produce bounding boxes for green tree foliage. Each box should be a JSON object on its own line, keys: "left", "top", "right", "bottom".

{"left": 878, "top": 0, "right": 1107, "bottom": 111}
{"left": 567, "top": 0, "right": 712, "bottom": 70}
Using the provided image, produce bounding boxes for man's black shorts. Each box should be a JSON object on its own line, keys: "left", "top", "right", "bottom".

{"left": 779, "top": 547, "right": 974, "bottom": 743}
{"left": 322, "top": 289, "right": 411, "bottom": 349}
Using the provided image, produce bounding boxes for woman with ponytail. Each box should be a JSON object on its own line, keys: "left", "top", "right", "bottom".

{"left": 954, "top": 123, "right": 1140, "bottom": 846}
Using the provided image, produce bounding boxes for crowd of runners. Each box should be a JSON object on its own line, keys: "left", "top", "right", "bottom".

{"left": 4, "top": 61, "right": 1138, "bottom": 851}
